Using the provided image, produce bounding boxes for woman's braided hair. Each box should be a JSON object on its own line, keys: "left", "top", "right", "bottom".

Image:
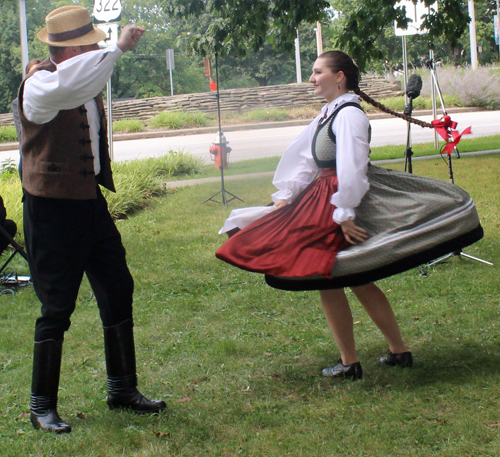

{"left": 319, "top": 51, "right": 433, "bottom": 129}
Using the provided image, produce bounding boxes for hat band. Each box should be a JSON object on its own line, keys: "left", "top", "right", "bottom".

{"left": 48, "top": 22, "right": 95, "bottom": 43}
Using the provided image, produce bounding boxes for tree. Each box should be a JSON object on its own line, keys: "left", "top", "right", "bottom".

{"left": 326, "top": 0, "right": 471, "bottom": 71}
{"left": 111, "top": 2, "right": 208, "bottom": 98}
{"left": 160, "top": 0, "right": 330, "bottom": 57}
{"left": 219, "top": 23, "right": 320, "bottom": 87}
{"left": 0, "top": 0, "right": 86, "bottom": 113}
{"left": 159, "top": 0, "right": 473, "bottom": 72}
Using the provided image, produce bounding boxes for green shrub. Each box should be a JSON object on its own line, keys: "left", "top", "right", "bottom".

{"left": 288, "top": 106, "right": 320, "bottom": 119}
{"left": 148, "top": 111, "right": 212, "bottom": 130}
{"left": 361, "top": 95, "right": 462, "bottom": 114}
{"left": 419, "top": 65, "right": 500, "bottom": 110}
{"left": 0, "top": 125, "right": 18, "bottom": 143}
{"left": 113, "top": 119, "right": 145, "bottom": 133}
{"left": 1, "top": 158, "right": 19, "bottom": 175}
{"left": 0, "top": 150, "right": 204, "bottom": 228}
{"left": 114, "top": 149, "right": 204, "bottom": 178}
{"left": 241, "top": 108, "right": 291, "bottom": 122}
{"left": 103, "top": 149, "right": 203, "bottom": 218}
{"left": 0, "top": 173, "right": 23, "bottom": 237}
{"left": 102, "top": 167, "right": 158, "bottom": 219}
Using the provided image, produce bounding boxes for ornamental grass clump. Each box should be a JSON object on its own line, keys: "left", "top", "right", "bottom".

{"left": 0, "top": 150, "right": 204, "bottom": 232}
{"left": 420, "top": 65, "right": 500, "bottom": 110}
{"left": 113, "top": 119, "right": 145, "bottom": 133}
{"left": 103, "top": 150, "right": 203, "bottom": 218}
{"left": 241, "top": 108, "right": 291, "bottom": 122}
{"left": 148, "top": 111, "right": 212, "bottom": 130}
{"left": 0, "top": 125, "right": 18, "bottom": 143}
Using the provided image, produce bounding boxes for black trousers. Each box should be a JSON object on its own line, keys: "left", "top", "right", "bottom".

{"left": 23, "top": 188, "right": 134, "bottom": 341}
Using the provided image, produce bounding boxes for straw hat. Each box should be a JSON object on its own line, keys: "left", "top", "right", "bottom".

{"left": 37, "top": 6, "right": 106, "bottom": 47}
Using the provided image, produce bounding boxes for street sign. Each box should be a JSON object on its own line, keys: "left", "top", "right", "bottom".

{"left": 395, "top": 0, "right": 437, "bottom": 36}
{"left": 97, "top": 23, "right": 119, "bottom": 48}
{"left": 166, "top": 49, "right": 175, "bottom": 70}
{"left": 166, "top": 49, "right": 175, "bottom": 96}
{"left": 94, "top": 0, "right": 122, "bottom": 24}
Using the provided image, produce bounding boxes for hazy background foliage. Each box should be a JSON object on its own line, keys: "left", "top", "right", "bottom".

{"left": 2, "top": 0, "right": 499, "bottom": 113}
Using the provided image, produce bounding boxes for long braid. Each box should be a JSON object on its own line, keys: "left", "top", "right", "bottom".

{"left": 353, "top": 87, "right": 433, "bottom": 129}
{"left": 319, "top": 51, "right": 433, "bottom": 129}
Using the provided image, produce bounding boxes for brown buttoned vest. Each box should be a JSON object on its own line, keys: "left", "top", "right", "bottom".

{"left": 18, "top": 58, "right": 115, "bottom": 200}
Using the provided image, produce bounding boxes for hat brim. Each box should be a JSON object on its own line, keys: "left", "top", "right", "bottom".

{"left": 37, "top": 27, "right": 107, "bottom": 47}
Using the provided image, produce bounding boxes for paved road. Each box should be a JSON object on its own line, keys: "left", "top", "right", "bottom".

{"left": 109, "top": 110, "right": 500, "bottom": 164}
{"left": 1, "top": 110, "right": 498, "bottom": 165}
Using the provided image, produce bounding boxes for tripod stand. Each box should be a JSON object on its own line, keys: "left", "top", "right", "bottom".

{"left": 427, "top": 59, "right": 460, "bottom": 181}
{"left": 425, "top": 60, "right": 492, "bottom": 267}
{"left": 202, "top": 46, "right": 243, "bottom": 207}
{"left": 403, "top": 93, "right": 417, "bottom": 174}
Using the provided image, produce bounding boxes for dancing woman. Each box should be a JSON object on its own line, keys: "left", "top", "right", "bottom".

{"left": 216, "top": 51, "right": 483, "bottom": 380}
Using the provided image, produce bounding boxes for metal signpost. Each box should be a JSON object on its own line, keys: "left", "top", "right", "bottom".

{"left": 166, "top": 49, "right": 175, "bottom": 96}
{"left": 94, "top": 0, "right": 122, "bottom": 160}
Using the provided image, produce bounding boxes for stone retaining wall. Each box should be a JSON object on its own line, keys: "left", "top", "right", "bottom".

{"left": 0, "top": 76, "right": 401, "bottom": 126}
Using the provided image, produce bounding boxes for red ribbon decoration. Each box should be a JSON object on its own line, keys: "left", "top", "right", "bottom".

{"left": 431, "top": 115, "right": 472, "bottom": 155}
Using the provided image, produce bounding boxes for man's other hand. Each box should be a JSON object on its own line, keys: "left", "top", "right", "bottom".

{"left": 117, "top": 26, "right": 145, "bottom": 53}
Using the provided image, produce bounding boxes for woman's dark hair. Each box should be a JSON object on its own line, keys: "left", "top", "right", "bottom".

{"left": 319, "top": 50, "right": 432, "bottom": 129}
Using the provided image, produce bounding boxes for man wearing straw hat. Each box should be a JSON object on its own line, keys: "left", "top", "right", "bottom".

{"left": 18, "top": 5, "right": 166, "bottom": 434}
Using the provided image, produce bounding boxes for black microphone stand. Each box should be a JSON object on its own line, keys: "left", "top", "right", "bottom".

{"left": 403, "top": 96, "right": 415, "bottom": 174}
{"left": 404, "top": 77, "right": 426, "bottom": 276}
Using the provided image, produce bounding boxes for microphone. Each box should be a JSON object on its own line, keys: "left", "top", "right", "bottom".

{"left": 406, "top": 74, "right": 423, "bottom": 99}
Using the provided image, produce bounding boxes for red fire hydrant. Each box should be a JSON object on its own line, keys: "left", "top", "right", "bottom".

{"left": 209, "top": 132, "right": 231, "bottom": 170}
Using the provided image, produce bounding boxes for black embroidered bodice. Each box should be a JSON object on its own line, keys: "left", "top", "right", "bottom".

{"left": 312, "top": 102, "right": 368, "bottom": 169}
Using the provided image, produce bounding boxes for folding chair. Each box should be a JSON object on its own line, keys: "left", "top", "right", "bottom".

{"left": 0, "top": 224, "right": 28, "bottom": 275}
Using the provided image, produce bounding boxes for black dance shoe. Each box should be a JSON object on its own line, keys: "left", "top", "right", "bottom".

{"left": 322, "top": 359, "right": 363, "bottom": 380}
{"left": 380, "top": 351, "right": 413, "bottom": 368}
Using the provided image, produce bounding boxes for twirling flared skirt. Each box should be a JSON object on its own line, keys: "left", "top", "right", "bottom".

{"left": 216, "top": 165, "right": 483, "bottom": 290}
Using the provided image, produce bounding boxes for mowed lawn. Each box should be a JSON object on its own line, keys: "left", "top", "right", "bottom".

{"left": 0, "top": 154, "right": 499, "bottom": 456}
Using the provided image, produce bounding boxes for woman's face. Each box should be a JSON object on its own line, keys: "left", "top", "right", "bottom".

{"left": 309, "top": 58, "right": 343, "bottom": 103}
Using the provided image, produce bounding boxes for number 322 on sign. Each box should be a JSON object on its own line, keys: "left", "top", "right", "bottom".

{"left": 93, "top": 0, "right": 122, "bottom": 23}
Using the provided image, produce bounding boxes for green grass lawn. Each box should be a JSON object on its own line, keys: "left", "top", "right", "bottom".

{"left": 0, "top": 154, "right": 499, "bottom": 456}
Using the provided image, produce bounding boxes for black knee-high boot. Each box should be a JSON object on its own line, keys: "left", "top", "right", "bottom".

{"left": 104, "top": 319, "right": 166, "bottom": 414}
{"left": 30, "top": 339, "right": 71, "bottom": 433}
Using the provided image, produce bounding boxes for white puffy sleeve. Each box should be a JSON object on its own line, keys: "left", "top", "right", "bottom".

{"left": 271, "top": 115, "right": 321, "bottom": 203}
{"left": 330, "top": 107, "right": 370, "bottom": 223}
{"left": 23, "top": 44, "right": 123, "bottom": 124}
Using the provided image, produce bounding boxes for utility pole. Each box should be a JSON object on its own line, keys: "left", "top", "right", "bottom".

{"left": 497, "top": 0, "right": 500, "bottom": 58}
{"left": 19, "top": 0, "right": 29, "bottom": 78}
{"left": 294, "top": 30, "right": 302, "bottom": 83}
{"left": 316, "top": 21, "right": 323, "bottom": 56}
{"left": 468, "top": 0, "right": 478, "bottom": 70}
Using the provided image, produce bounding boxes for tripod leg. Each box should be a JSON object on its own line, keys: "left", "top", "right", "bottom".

{"left": 426, "top": 252, "right": 455, "bottom": 267}
{"left": 458, "top": 252, "right": 494, "bottom": 266}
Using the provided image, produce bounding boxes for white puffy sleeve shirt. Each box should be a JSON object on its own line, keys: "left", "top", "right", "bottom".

{"left": 271, "top": 93, "right": 370, "bottom": 224}
{"left": 22, "top": 44, "right": 124, "bottom": 175}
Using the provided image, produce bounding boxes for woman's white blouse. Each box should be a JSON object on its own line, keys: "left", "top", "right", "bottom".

{"left": 271, "top": 93, "right": 370, "bottom": 224}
